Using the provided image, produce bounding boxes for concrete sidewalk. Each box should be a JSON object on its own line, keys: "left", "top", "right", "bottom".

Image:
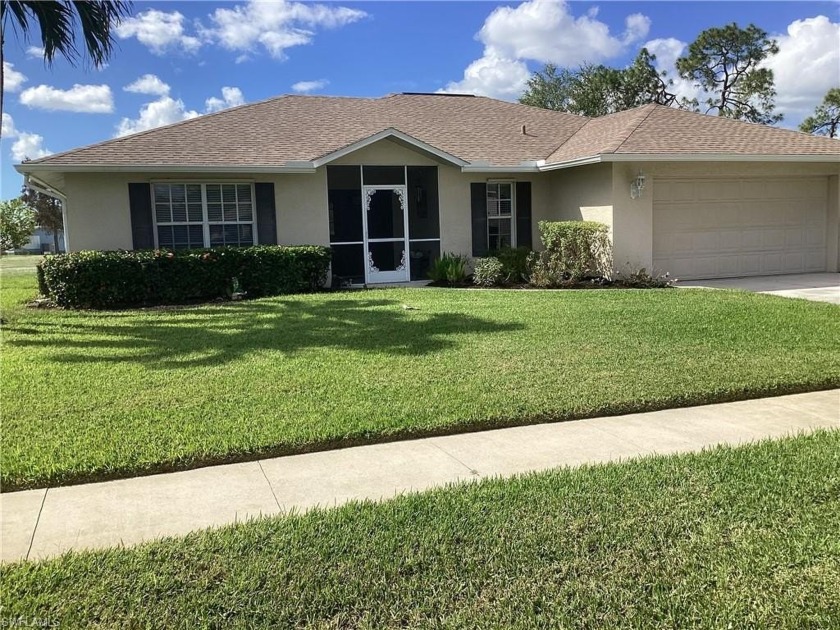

{"left": 3, "top": 390, "right": 838, "bottom": 563}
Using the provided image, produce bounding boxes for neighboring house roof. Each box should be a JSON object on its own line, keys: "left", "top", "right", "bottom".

{"left": 18, "top": 94, "right": 840, "bottom": 174}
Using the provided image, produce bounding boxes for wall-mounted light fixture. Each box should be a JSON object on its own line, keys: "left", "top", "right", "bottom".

{"left": 630, "top": 170, "right": 646, "bottom": 199}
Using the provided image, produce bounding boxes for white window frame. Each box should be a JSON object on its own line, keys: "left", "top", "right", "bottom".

{"left": 150, "top": 182, "right": 258, "bottom": 249}
{"left": 486, "top": 180, "right": 516, "bottom": 251}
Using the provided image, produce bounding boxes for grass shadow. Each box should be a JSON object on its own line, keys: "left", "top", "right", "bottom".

{"left": 7, "top": 297, "right": 524, "bottom": 368}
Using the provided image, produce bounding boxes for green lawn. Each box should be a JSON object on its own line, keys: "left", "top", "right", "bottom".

{"left": 2, "top": 432, "right": 838, "bottom": 628}
{"left": 1, "top": 273, "right": 839, "bottom": 490}
{"left": 0, "top": 254, "right": 44, "bottom": 273}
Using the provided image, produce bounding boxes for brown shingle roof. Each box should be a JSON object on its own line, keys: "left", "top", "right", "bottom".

{"left": 546, "top": 105, "right": 655, "bottom": 163}
{"left": 609, "top": 105, "right": 840, "bottom": 156}
{"left": 26, "top": 94, "right": 587, "bottom": 168}
{"left": 23, "top": 96, "right": 839, "bottom": 170}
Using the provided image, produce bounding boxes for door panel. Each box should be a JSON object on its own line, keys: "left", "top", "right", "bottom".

{"left": 363, "top": 186, "right": 409, "bottom": 283}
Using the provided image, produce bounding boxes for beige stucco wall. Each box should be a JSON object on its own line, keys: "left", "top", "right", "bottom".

{"left": 611, "top": 163, "right": 654, "bottom": 272}
{"left": 63, "top": 173, "right": 134, "bottom": 250}
{"left": 57, "top": 148, "right": 840, "bottom": 278}
{"left": 547, "top": 163, "right": 614, "bottom": 250}
{"left": 331, "top": 139, "right": 440, "bottom": 166}
{"left": 270, "top": 171, "right": 329, "bottom": 246}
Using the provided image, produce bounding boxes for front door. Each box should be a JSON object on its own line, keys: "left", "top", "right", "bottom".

{"left": 363, "top": 186, "right": 409, "bottom": 283}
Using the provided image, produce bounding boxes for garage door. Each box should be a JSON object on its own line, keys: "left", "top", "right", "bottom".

{"left": 653, "top": 177, "right": 828, "bottom": 280}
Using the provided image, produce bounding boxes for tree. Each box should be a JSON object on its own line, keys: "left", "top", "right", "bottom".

{"left": 519, "top": 49, "right": 676, "bottom": 117}
{"left": 799, "top": 88, "right": 840, "bottom": 138}
{"left": 519, "top": 64, "right": 577, "bottom": 112}
{"left": 20, "top": 186, "right": 63, "bottom": 252}
{"left": 1, "top": 1, "right": 132, "bottom": 120}
{"left": 675, "top": 23, "right": 781, "bottom": 124}
{"left": 0, "top": 198, "right": 37, "bottom": 252}
{"left": 623, "top": 48, "right": 677, "bottom": 109}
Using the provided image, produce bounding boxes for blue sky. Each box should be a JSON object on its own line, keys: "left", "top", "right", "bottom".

{"left": 2, "top": 1, "right": 839, "bottom": 197}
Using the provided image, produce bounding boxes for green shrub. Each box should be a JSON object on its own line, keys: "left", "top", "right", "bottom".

{"left": 428, "top": 253, "right": 469, "bottom": 286}
{"left": 472, "top": 257, "right": 504, "bottom": 287}
{"left": 616, "top": 267, "right": 676, "bottom": 288}
{"left": 528, "top": 221, "right": 612, "bottom": 287}
{"left": 489, "top": 246, "right": 531, "bottom": 283}
{"left": 527, "top": 251, "right": 566, "bottom": 288}
{"left": 38, "top": 245, "right": 331, "bottom": 309}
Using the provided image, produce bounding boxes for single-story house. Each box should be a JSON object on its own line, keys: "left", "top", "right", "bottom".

{"left": 16, "top": 93, "right": 840, "bottom": 283}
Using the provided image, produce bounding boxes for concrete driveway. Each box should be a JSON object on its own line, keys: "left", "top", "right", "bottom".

{"left": 679, "top": 273, "right": 840, "bottom": 304}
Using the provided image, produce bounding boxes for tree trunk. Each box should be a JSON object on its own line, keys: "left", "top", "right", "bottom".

{"left": 53, "top": 230, "right": 61, "bottom": 253}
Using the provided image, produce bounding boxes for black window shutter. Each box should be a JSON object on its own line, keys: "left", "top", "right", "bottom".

{"left": 254, "top": 183, "right": 277, "bottom": 245}
{"left": 516, "top": 181, "right": 532, "bottom": 249}
{"left": 470, "top": 182, "right": 488, "bottom": 257}
{"left": 128, "top": 183, "right": 154, "bottom": 250}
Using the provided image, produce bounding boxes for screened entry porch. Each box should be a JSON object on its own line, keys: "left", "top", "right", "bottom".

{"left": 327, "top": 165, "right": 440, "bottom": 285}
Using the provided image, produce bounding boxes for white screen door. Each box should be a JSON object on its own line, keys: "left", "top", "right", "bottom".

{"left": 362, "top": 186, "right": 409, "bottom": 283}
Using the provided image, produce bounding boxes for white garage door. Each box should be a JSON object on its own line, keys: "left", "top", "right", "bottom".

{"left": 653, "top": 177, "right": 828, "bottom": 280}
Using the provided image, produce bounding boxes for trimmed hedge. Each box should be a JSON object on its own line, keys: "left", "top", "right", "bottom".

{"left": 529, "top": 221, "right": 612, "bottom": 286}
{"left": 38, "top": 245, "right": 332, "bottom": 309}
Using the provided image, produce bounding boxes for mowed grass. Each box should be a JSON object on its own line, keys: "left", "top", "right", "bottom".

{"left": 1, "top": 272, "right": 839, "bottom": 490}
{"left": 2, "top": 432, "right": 838, "bottom": 628}
{"left": 0, "top": 254, "right": 43, "bottom": 274}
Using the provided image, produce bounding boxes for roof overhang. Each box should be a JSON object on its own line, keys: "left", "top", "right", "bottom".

{"left": 537, "top": 152, "right": 840, "bottom": 171}
{"left": 461, "top": 165, "right": 542, "bottom": 173}
{"left": 23, "top": 173, "right": 67, "bottom": 200}
{"left": 601, "top": 153, "right": 840, "bottom": 164}
{"left": 16, "top": 151, "right": 838, "bottom": 181}
{"left": 537, "top": 156, "right": 603, "bottom": 171}
{"left": 15, "top": 163, "right": 318, "bottom": 175}
{"left": 312, "top": 128, "right": 469, "bottom": 168}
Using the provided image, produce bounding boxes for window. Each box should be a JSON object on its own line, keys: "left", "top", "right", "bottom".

{"left": 486, "top": 182, "right": 514, "bottom": 250}
{"left": 152, "top": 183, "right": 256, "bottom": 249}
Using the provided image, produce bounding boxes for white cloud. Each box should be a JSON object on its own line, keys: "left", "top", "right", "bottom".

{"left": 203, "top": 0, "right": 367, "bottom": 60}
{"left": 11, "top": 131, "right": 51, "bottom": 161}
{"left": 115, "top": 86, "right": 245, "bottom": 137}
{"left": 442, "top": 54, "right": 532, "bottom": 100}
{"left": 205, "top": 87, "right": 245, "bottom": 112}
{"left": 115, "top": 9, "right": 202, "bottom": 55}
{"left": 291, "top": 79, "right": 329, "bottom": 93}
{"left": 643, "top": 37, "right": 684, "bottom": 70}
{"left": 19, "top": 84, "right": 113, "bottom": 113}
{"left": 116, "top": 96, "right": 200, "bottom": 137}
{"left": 124, "top": 74, "right": 170, "bottom": 96}
{"left": 764, "top": 16, "right": 840, "bottom": 125}
{"left": 26, "top": 46, "right": 45, "bottom": 59}
{"left": 1, "top": 112, "right": 16, "bottom": 137}
{"left": 3, "top": 62, "right": 27, "bottom": 92}
{"left": 1, "top": 113, "right": 52, "bottom": 162}
{"left": 442, "top": 0, "right": 651, "bottom": 99}
{"left": 623, "top": 14, "right": 652, "bottom": 45}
